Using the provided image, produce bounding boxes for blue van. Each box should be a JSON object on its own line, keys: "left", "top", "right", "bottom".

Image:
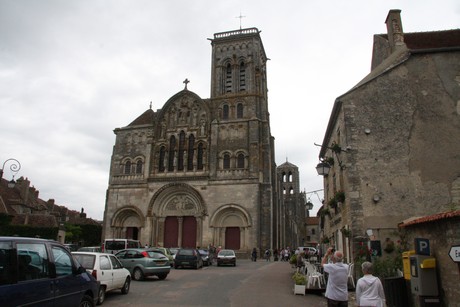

{"left": 0, "top": 236, "right": 99, "bottom": 307}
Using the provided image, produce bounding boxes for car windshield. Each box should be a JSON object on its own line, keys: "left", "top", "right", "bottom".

{"left": 73, "top": 254, "right": 96, "bottom": 269}
{"left": 146, "top": 251, "right": 168, "bottom": 259}
{"left": 198, "top": 250, "right": 208, "bottom": 255}
{"left": 179, "top": 249, "right": 194, "bottom": 256}
{"left": 219, "top": 250, "right": 234, "bottom": 256}
{"left": 105, "top": 241, "right": 126, "bottom": 250}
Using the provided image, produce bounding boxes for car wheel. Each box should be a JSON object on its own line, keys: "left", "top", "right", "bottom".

{"left": 121, "top": 277, "right": 130, "bottom": 294}
{"left": 133, "top": 268, "right": 144, "bottom": 281}
{"left": 97, "top": 286, "right": 106, "bottom": 305}
{"left": 195, "top": 262, "right": 199, "bottom": 270}
{"left": 79, "top": 294, "right": 95, "bottom": 307}
{"left": 157, "top": 273, "right": 167, "bottom": 280}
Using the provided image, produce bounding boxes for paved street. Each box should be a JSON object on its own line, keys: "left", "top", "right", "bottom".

{"left": 102, "top": 259, "right": 358, "bottom": 307}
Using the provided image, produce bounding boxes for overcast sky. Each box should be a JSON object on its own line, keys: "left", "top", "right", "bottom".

{"left": 1, "top": 0, "right": 459, "bottom": 220}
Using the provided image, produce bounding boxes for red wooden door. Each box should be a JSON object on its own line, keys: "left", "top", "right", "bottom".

{"left": 164, "top": 217, "right": 178, "bottom": 248}
{"left": 225, "top": 227, "right": 240, "bottom": 250}
{"left": 182, "top": 216, "right": 197, "bottom": 248}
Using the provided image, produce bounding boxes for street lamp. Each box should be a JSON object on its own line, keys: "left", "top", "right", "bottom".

{"left": 1, "top": 158, "right": 21, "bottom": 188}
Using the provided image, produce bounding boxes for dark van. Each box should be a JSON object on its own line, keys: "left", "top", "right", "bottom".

{"left": 0, "top": 236, "right": 99, "bottom": 307}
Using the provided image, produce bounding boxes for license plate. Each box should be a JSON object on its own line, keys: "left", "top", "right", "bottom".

{"left": 182, "top": 262, "right": 189, "bottom": 264}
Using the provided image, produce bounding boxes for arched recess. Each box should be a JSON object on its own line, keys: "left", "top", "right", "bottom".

{"left": 110, "top": 206, "right": 145, "bottom": 240}
{"left": 148, "top": 183, "right": 207, "bottom": 248}
{"left": 209, "top": 204, "right": 252, "bottom": 251}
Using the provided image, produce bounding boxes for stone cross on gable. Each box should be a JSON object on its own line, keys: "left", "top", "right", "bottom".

{"left": 183, "top": 78, "right": 190, "bottom": 90}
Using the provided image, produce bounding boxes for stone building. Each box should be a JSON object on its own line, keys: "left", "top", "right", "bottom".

{"left": 0, "top": 176, "right": 100, "bottom": 244}
{"left": 276, "top": 161, "right": 307, "bottom": 249}
{"left": 316, "top": 9, "right": 460, "bottom": 265}
{"left": 102, "top": 28, "right": 278, "bottom": 255}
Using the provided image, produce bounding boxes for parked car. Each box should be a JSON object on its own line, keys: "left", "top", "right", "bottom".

{"left": 72, "top": 252, "right": 131, "bottom": 305}
{"left": 151, "top": 247, "right": 174, "bottom": 267}
{"left": 0, "top": 236, "right": 99, "bottom": 307}
{"left": 78, "top": 246, "right": 103, "bottom": 253}
{"left": 217, "top": 249, "right": 236, "bottom": 266}
{"left": 174, "top": 248, "right": 203, "bottom": 269}
{"left": 169, "top": 247, "right": 179, "bottom": 259}
{"left": 115, "top": 248, "right": 170, "bottom": 281}
{"left": 102, "top": 239, "right": 141, "bottom": 254}
{"left": 198, "top": 249, "right": 212, "bottom": 266}
{"left": 64, "top": 243, "right": 79, "bottom": 252}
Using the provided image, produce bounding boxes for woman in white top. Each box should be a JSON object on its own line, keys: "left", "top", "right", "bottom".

{"left": 355, "top": 261, "right": 385, "bottom": 307}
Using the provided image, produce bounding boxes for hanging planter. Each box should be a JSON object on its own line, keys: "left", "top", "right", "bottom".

{"left": 331, "top": 142, "right": 342, "bottom": 153}
{"left": 335, "top": 191, "right": 345, "bottom": 203}
{"left": 328, "top": 198, "right": 338, "bottom": 208}
{"left": 341, "top": 228, "right": 352, "bottom": 238}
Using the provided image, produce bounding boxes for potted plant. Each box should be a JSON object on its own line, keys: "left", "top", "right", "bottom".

{"left": 292, "top": 272, "right": 307, "bottom": 295}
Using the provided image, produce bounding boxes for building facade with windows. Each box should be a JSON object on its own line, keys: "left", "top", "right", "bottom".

{"left": 317, "top": 10, "right": 460, "bottom": 265}
{"left": 102, "top": 28, "right": 278, "bottom": 255}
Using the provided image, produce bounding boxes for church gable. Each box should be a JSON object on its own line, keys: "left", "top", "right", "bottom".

{"left": 154, "top": 90, "right": 210, "bottom": 140}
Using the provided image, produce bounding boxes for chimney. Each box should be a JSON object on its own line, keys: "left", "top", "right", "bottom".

{"left": 385, "top": 9, "right": 405, "bottom": 53}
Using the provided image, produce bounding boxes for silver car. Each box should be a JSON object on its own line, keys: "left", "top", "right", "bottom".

{"left": 115, "top": 249, "right": 170, "bottom": 281}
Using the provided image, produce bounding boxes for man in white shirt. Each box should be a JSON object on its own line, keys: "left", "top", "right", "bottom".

{"left": 321, "top": 247, "right": 349, "bottom": 307}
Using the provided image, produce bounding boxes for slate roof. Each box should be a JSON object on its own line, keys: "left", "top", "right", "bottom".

{"left": 0, "top": 177, "right": 101, "bottom": 227}
{"left": 128, "top": 109, "right": 155, "bottom": 126}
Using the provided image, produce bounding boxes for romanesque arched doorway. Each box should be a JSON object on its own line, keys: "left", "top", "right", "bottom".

{"left": 209, "top": 204, "right": 251, "bottom": 251}
{"left": 110, "top": 206, "right": 145, "bottom": 240}
{"left": 148, "top": 183, "right": 207, "bottom": 248}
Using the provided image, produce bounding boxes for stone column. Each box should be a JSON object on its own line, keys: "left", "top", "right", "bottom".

{"left": 196, "top": 216, "right": 203, "bottom": 247}
{"left": 177, "top": 217, "right": 184, "bottom": 247}
{"left": 157, "top": 217, "right": 165, "bottom": 247}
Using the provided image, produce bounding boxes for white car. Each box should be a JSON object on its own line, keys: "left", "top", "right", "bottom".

{"left": 73, "top": 252, "right": 131, "bottom": 305}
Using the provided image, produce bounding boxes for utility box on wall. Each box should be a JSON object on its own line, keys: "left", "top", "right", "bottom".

{"left": 410, "top": 255, "right": 438, "bottom": 296}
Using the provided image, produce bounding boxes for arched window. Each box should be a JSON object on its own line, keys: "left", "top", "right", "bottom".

{"left": 197, "top": 143, "right": 204, "bottom": 170}
{"left": 289, "top": 187, "right": 294, "bottom": 195}
{"left": 159, "top": 146, "right": 166, "bottom": 172}
{"left": 136, "top": 160, "right": 143, "bottom": 174}
{"left": 283, "top": 187, "right": 286, "bottom": 195}
{"left": 239, "top": 62, "right": 246, "bottom": 91}
{"left": 178, "top": 131, "right": 185, "bottom": 171}
{"left": 187, "top": 134, "right": 195, "bottom": 171}
{"left": 124, "top": 161, "right": 131, "bottom": 174}
{"left": 225, "top": 63, "right": 232, "bottom": 93}
{"left": 223, "top": 153, "right": 231, "bottom": 169}
{"left": 282, "top": 172, "right": 286, "bottom": 182}
{"left": 168, "top": 135, "right": 176, "bottom": 172}
{"left": 222, "top": 104, "right": 229, "bottom": 120}
{"left": 237, "top": 103, "right": 243, "bottom": 119}
{"left": 288, "top": 172, "right": 293, "bottom": 182}
{"left": 237, "top": 153, "right": 245, "bottom": 168}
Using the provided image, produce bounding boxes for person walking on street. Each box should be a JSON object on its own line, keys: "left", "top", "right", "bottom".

{"left": 321, "top": 247, "right": 349, "bottom": 307}
{"left": 355, "top": 261, "right": 385, "bottom": 307}
{"left": 251, "top": 248, "right": 258, "bottom": 262}
{"left": 264, "top": 248, "right": 271, "bottom": 261}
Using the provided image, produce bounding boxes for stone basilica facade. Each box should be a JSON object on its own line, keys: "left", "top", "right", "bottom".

{"left": 102, "top": 28, "right": 278, "bottom": 254}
